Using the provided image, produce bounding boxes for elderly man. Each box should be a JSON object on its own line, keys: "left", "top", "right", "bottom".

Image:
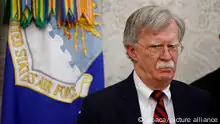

{"left": 76, "top": 6, "right": 218, "bottom": 124}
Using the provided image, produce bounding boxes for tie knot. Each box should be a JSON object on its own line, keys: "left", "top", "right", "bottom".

{"left": 151, "top": 90, "right": 166, "bottom": 102}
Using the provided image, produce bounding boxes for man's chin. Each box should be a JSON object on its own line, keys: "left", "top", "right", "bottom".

{"left": 155, "top": 69, "right": 175, "bottom": 81}
{"left": 159, "top": 75, "right": 174, "bottom": 81}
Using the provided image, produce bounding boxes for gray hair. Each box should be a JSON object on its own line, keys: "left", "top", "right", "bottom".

{"left": 123, "top": 5, "right": 185, "bottom": 47}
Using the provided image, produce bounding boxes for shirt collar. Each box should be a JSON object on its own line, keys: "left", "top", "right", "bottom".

{"left": 133, "top": 71, "right": 171, "bottom": 105}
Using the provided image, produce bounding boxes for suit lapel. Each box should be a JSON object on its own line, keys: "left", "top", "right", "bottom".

{"left": 117, "top": 73, "right": 142, "bottom": 124}
{"left": 116, "top": 74, "right": 193, "bottom": 124}
{"left": 170, "top": 81, "right": 192, "bottom": 124}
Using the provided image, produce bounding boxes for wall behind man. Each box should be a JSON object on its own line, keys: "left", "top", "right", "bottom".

{"left": 102, "top": 0, "right": 220, "bottom": 87}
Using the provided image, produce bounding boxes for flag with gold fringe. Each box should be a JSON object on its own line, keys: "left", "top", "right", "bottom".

{"left": 1, "top": 0, "right": 104, "bottom": 124}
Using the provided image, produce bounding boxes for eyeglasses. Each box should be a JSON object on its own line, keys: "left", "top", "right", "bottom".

{"left": 136, "top": 42, "right": 184, "bottom": 56}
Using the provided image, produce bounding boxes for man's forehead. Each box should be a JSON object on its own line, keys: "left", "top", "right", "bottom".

{"left": 139, "top": 30, "right": 178, "bottom": 42}
{"left": 147, "top": 40, "right": 179, "bottom": 44}
{"left": 138, "top": 25, "right": 178, "bottom": 42}
{"left": 138, "top": 19, "right": 178, "bottom": 35}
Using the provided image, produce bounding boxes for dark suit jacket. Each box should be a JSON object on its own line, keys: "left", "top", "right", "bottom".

{"left": 191, "top": 67, "right": 220, "bottom": 119}
{"left": 77, "top": 72, "right": 218, "bottom": 124}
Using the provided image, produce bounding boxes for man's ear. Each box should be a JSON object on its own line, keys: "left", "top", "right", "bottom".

{"left": 125, "top": 45, "right": 138, "bottom": 61}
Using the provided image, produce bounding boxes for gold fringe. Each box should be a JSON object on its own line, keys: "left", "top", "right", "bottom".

{"left": 80, "top": 26, "right": 87, "bottom": 56}
{"left": 74, "top": 24, "right": 79, "bottom": 52}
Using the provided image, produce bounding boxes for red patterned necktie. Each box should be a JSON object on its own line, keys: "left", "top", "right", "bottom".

{"left": 151, "top": 90, "right": 170, "bottom": 124}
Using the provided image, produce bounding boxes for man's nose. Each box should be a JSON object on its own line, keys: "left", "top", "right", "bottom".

{"left": 160, "top": 47, "right": 172, "bottom": 60}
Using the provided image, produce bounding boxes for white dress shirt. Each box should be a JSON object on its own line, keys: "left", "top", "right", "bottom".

{"left": 133, "top": 71, "right": 176, "bottom": 124}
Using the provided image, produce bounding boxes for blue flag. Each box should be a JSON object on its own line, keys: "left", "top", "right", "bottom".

{"left": 1, "top": 0, "right": 104, "bottom": 124}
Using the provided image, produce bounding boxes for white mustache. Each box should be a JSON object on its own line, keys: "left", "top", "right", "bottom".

{"left": 156, "top": 60, "right": 175, "bottom": 69}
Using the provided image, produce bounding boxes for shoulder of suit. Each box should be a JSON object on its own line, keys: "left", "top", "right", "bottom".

{"left": 191, "top": 67, "right": 220, "bottom": 87}
{"left": 83, "top": 78, "right": 127, "bottom": 104}
{"left": 172, "top": 80, "right": 213, "bottom": 101}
